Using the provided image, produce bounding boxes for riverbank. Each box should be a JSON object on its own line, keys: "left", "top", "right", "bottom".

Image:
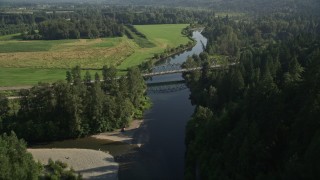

{"left": 27, "top": 119, "right": 146, "bottom": 179}
{"left": 28, "top": 148, "right": 118, "bottom": 179}
{"left": 92, "top": 119, "right": 146, "bottom": 147}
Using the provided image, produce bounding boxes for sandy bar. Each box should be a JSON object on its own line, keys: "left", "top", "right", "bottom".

{"left": 92, "top": 119, "right": 145, "bottom": 147}
{"left": 28, "top": 148, "right": 118, "bottom": 180}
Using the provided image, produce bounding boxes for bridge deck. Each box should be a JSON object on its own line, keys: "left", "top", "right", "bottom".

{"left": 142, "top": 63, "right": 235, "bottom": 77}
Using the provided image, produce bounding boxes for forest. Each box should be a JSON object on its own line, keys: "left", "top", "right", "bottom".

{"left": 0, "top": 66, "right": 149, "bottom": 142}
{"left": 0, "top": 132, "right": 83, "bottom": 179}
{"left": 0, "top": 6, "right": 214, "bottom": 39}
{"left": 183, "top": 10, "right": 320, "bottom": 180}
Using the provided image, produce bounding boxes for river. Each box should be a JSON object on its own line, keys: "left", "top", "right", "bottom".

{"left": 119, "top": 31, "right": 207, "bottom": 180}
{"left": 32, "top": 31, "right": 207, "bottom": 180}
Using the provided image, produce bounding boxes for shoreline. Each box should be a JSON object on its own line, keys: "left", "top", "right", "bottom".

{"left": 92, "top": 119, "right": 146, "bottom": 147}
{"left": 27, "top": 119, "right": 147, "bottom": 179}
{"left": 28, "top": 148, "right": 119, "bottom": 179}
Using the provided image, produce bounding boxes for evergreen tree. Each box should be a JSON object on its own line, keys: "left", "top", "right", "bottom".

{"left": 283, "top": 56, "right": 304, "bottom": 85}
{"left": 102, "top": 66, "right": 118, "bottom": 93}
{"left": 0, "top": 132, "right": 41, "bottom": 180}
{"left": 66, "top": 71, "right": 72, "bottom": 83}
{"left": 84, "top": 71, "right": 92, "bottom": 85}
{"left": 0, "top": 94, "right": 9, "bottom": 131}
{"left": 71, "top": 66, "right": 82, "bottom": 85}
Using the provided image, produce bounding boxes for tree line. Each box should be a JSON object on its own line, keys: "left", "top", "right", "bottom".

{"left": 203, "top": 13, "right": 320, "bottom": 60}
{"left": 0, "top": 66, "right": 149, "bottom": 142}
{"left": 32, "top": 17, "right": 123, "bottom": 40}
{"left": 0, "top": 5, "right": 215, "bottom": 39}
{"left": 184, "top": 12, "right": 320, "bottom": 180}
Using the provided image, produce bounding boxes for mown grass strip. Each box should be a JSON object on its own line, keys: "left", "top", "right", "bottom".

{"left": 124, "top": 25, "right": 155, "bottom": 48}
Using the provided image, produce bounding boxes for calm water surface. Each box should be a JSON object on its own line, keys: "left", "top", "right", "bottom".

{"left": 119, "top": 31, "right": 207, "bottom": 180}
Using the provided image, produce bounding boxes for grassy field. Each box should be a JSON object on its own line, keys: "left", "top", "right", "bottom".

{"left": 0, "top": 68, "right": 105, "bottom": 86}
{"left": 118, "top": 24, "right": 189, "bottom": 69}
{"left": 135, "top": 24, "right": 189, "bottom": 47}
{"left": 0, "top": 68, "right": 67, "bottom": 86}
{"left": 0, "top": 37, "right": 134, "bottom": 68}
{"left": 0, "top": 39, "right": 74, "bottom": 53}
{"left": 0, "top": 24, "right": 190, "bottom": 86}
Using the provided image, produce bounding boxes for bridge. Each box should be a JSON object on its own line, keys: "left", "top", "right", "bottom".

{"left": 142, "top": 63, "right": 236, "bottom": 77}
{"left": 144, "top": 62, "right": 236, "bottom": 93}
{"left": 147, "top": 80, "right": 187, "bottom": 94}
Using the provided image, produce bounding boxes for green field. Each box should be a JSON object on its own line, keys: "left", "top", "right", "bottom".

{"left": 0, "top": 68, "right": 104, "bottom": 86}
{"left": 118, "top": 24, "right": 189, "bottom": 69}
{"left": 0, "top": 24, "right": 190, "bottom": 86}
{"left": 135, "top": 24, "right": 190, "bottom": 47}
{"left": 0, "top": 68, "right": 67, "bottom": 86}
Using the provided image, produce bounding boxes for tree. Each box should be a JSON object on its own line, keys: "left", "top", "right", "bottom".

{"left": 0, "top": 132, "right": 41, "bottom": 180}
{"left": 94, "top": 72, "right": 100, "bottom": 84}
{"left": 201, "top": 62, "right": 210, "bottom": 84}
{"left": 126, "top": 67, "right": 146, "bottom": 108}
{"left": 199, "top": 52, "right": 209, "bottom": 61}
{"left": 0, "top": 94, "right": 9, "bottom": 131}
{"left": 234, "top": 68, "right": 245, "bottom": 89}
{"left": 43, "top": 159, "right": 82, "bottom": 179}
{"left": 66, "top": 71, "right": 72, "bottom": 83}
{"left": 85, "top": 82, "right": 106, "bottom": 133}
{"left": 84, "top": 71, "right": 92, "bottom": 85}
{"left": 102, "top": 66, "right": 118, "bottom": 93}
{"left": 283, "top": 56, "right": 304, "bottom": 85}
{"left": 71, "top": 66, "right": 82, "bottom": 85}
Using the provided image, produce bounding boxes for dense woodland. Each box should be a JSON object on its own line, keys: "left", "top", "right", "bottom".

{"left": 0, "top": 132, "right": 40, "bottom": 179}
{"left": 0, "top": 66, "right": 148, "bottom": 142}
{"left": 183, "top": 12, "right": 320, "bottom": 180}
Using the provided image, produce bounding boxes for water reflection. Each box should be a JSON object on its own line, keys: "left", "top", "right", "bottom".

{"left": 118, "top": 31, "right": 207, "bottom": 180}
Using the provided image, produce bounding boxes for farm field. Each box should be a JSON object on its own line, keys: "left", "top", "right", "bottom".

{"left": 117, "top": 24, "right": 189, "bottom": 69}
{"left": 0, "top": 24, "right": 190, "bottom": 86}
{"left": 135, "top": 24, "right": 190, "bottom": 47}
{"left": 0, "top": 68, "right": 67, "bottom": 86}
{"left": 0, "top": 37, "right": 133, "bottom": 68}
